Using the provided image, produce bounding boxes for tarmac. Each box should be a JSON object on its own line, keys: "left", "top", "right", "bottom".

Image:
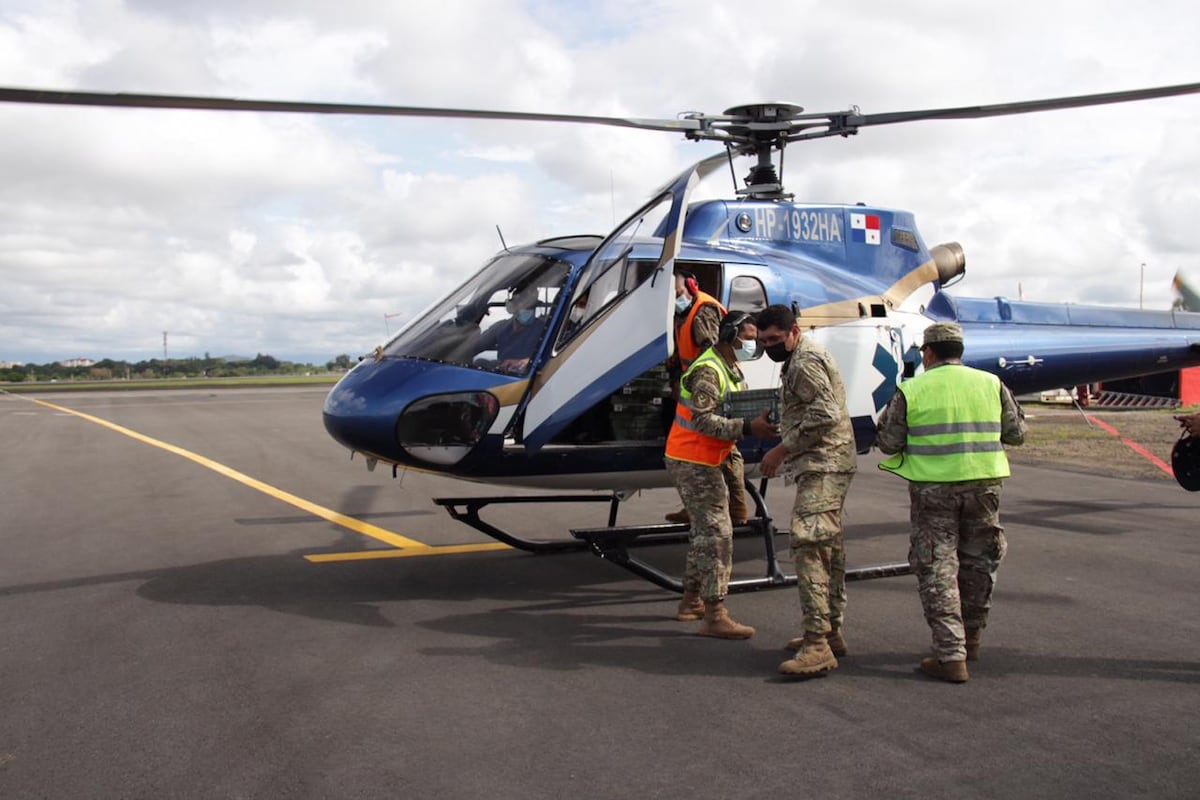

{"left": 1, "top": 386, "right": 1197, "bottom": 799}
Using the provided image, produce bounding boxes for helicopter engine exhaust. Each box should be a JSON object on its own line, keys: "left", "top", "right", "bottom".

{"left": 930, "top": 241, "right": 966, "bottom": 285}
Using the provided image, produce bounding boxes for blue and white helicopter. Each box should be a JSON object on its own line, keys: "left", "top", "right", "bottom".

{"left": 315, "top": 89, "right": 1200, "bottom": 492}
{"left": 5, "top": 84, "right": 1199, "bottom": 587}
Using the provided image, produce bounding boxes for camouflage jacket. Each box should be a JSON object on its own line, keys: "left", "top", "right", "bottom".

{"left": 778, "top": 336, "right": 857, "bottom": 474}
{"left": 875, "top": 362, "right": 1027, "bottom": 456}
{"left": 679, "top": 352, "right": 747, "bottom": 442}
{"left": 687, "top": 302, "right": 721, "bottom": 351}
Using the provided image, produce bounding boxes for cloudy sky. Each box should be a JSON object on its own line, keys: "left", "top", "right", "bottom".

{"left": 2, "top": 0, "right": 1198, "bottom": 365}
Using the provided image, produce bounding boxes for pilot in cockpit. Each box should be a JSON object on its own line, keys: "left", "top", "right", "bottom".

{"left": 474, "top": 284, "right": 548, "bottom": 374}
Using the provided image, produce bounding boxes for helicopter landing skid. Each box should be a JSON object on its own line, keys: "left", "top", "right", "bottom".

{"left": 569, "top": 479, "right": 910, "bottom": 592}
{"left": 433, "top": 485, "right": 911, "bottom": 592}
{"left": 571, "top": 524, "right": 911, "bottom": 593}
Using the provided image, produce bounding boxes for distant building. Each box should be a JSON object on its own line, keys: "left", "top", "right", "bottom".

{"left": 0, "top": 360, "right": 23, "bottom": 369}
{"left": 58, "top": 357, "right": 95, "bottom": 368}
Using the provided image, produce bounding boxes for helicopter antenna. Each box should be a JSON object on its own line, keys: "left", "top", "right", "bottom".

{"left": 495, "top": 225, "right": 509, "bottom": 252}
{"left": 610, "top": 170, "right": 616, "bottom": 226}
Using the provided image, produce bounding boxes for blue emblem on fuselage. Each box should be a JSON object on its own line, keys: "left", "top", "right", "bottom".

{"left": 871, "top": 343, "right": 898, "bottom": 412}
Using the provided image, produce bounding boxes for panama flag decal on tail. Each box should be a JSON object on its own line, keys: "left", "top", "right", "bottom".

{"left": 850, "top": 212, "right": 881, "bottom": 245}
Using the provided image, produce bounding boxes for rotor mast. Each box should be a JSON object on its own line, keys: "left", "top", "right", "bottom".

{"left": 684, "top": 102, "right": 832, "bottom": 200}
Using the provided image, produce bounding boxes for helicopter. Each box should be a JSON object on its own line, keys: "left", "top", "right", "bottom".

{"left": 4, "top": 83, "right": 1200, "bottom": 589}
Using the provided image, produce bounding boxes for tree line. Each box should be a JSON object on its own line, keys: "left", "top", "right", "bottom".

{"left": 0, "top": 353, "right": 357, "bottom": 383}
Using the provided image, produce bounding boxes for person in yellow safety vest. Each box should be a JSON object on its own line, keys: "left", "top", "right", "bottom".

{"left": 875, "top": 321, "right": 1026, "bottom": 683}
{"left": 664, "top": 311, "right": 778, "bottom": 638}
{"left": 664, "top": 270, "right": 750, "bottom": 526}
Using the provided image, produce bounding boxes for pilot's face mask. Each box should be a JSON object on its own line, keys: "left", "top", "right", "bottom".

{"left": 674, "top": 294, "right": 693, "bottom": 315}
{"left": 515, "top": 309, "right": 535, "bottom": 325}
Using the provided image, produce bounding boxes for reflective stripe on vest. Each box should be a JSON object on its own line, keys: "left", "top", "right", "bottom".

{"left": 665, "top": 347, "right": 742, "bottom": 466}
{"left": 676, "top": 292, "right": 726, "bottom": 369}
{"left": 878, "top": 364, "right": 1010, "bottom": 482}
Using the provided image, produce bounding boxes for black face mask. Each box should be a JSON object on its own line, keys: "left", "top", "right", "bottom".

{"left": 764, "top": 341, "right": 791, "bottom": 363}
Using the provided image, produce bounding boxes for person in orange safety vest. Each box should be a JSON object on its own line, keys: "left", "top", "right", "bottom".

{"left": 663, "top": 270, "right": 750, "bottom": 526}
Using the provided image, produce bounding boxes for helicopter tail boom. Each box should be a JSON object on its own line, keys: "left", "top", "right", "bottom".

{"left": 931, "top": 292, "right": 1200, "bottom": 395}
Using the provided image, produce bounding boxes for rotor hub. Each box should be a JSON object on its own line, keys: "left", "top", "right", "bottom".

{"left": 722, "top": 102, "right": 805, "bottom": 121}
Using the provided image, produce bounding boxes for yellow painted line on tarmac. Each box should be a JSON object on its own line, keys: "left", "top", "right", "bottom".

{"left": 305, "top": 542, "right": 512, "bottom": 563}
{"left": 33, "top": 398, "right": 431, "bottom": 552}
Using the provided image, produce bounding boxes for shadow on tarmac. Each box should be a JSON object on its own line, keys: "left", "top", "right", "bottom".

{"left": 2, "top": 545, "right": 1197, "bottom": 683}
{"left": 1002, "top": 497, "right": 1199, "bottom": 536}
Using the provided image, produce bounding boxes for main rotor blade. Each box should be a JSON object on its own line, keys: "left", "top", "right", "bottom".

{"left": 0, "top": 86, "right": 699, "bottom": 134}
{"left": 851, "top": 82, "right": 1200, "bottom": 127}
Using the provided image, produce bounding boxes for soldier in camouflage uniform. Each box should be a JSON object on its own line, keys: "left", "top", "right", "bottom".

{"left": 756, "top": 305, "right": 857, "bottom": 678}
{"left": 664, "top": 270, "right": 751, "bottom": 526}
{"left": 665, "top": 311, "right": 778, "bottom": 639}
{"left": 876, "top": 322, "right": 1026, "bottom": 683}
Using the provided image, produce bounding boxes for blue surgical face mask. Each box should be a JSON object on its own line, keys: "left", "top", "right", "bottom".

{"left": 735, "top": 337, "right": 758, "bottom": 361}
{"left": 515, "top": 309, "right": 535, "bottom": 325}
{"left": 674, "top": 294, "right": 692, "bottom": 314}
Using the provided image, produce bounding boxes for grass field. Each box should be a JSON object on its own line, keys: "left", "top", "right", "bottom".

{"left": 0, "top": 374, "right": 341, "bottom": 393}
{"left": 1012, "top": 405, "right": 1197, "bottom": 482}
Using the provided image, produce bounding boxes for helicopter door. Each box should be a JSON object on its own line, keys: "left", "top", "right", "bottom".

{"left": 519, "top": 157, "right": 719, "bottom": 451}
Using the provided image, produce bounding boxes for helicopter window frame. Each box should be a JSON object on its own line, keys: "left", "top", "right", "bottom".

{"left": 555, "top": 191, "right": 674, "bottom": 351}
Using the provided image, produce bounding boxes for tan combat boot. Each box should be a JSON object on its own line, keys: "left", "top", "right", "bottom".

{"left": 919, "top": 657, "right": 969, "bottom": 683}
{"left": 965, "top": 628, "right": 982, "bottom": 662}
{"left": 784, "top": 629, "right": 847, "bottom": 657}
{"left": 664, "top": 507, "right": 690, "bottom": 524}
{"left": 675, "top": 591, "right": 705, "bottom": 621}
{"left": 778, "top": 633, "right": 838, "bottom": 676}
{"left": 697, "top": 600, "right": 755, "bottom": 639}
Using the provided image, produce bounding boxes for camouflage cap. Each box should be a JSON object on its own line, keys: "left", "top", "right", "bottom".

{"left": 923, "top": 322, "right": 964, "bottom": 345}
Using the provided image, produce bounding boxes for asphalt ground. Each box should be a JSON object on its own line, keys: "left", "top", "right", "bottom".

{"left": 1, "top": 387, "right": 1197, "bottom": 799}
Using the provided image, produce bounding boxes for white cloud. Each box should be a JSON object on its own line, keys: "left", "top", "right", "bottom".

{"left": 1, "top": 0, "right": 1199, "bottom": 363}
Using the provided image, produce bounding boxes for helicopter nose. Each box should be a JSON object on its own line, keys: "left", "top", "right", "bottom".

{"left": 322, "top": 379, "right": 395, "bottom": 458}
{"left": 323, "top": 366, "right": 501, "bottom": 467}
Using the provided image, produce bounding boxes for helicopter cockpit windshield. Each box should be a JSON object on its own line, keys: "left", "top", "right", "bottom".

{"left": 381, "top": 254, "right": 570, "bottom": 375}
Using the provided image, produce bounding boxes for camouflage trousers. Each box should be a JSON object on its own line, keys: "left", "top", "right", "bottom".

{"left": 789, "top": 472, "right": 854, "bottom": 636}
{"left": 665, "top": 453, "right": 742, "bottom": 600}
{"left": 908, "top": 480, "right": 1007, "bottom": 661}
